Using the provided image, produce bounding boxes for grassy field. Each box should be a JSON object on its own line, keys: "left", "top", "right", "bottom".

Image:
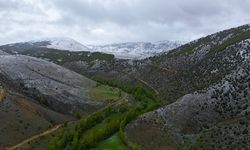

{"left": 91, "top": 134, "right": 128, "bottom": 150}
{"left": 89, "top": 85, "right": 125, "bottom": 102}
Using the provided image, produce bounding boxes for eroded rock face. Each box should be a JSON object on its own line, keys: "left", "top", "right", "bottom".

{"left": 0, "top": 55, "right": 102, "bottom": 115}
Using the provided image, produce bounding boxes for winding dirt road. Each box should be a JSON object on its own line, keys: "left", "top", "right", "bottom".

{"left": 7, "top": 124, "right": 62, "bottom": 150}
{"left": 6, "top": 95, "right": 124, "bottom": 150}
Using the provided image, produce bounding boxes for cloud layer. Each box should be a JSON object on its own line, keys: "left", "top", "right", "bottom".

{"left": 0, "top": 0, "right": 250, "bottom": 44}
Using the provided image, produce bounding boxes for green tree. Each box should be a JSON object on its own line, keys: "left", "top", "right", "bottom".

{"left": 48, "top": 138, "right": 58, "bottom": 150}
{"left": 72, "top": 129, "right": 79, "bottom": 150}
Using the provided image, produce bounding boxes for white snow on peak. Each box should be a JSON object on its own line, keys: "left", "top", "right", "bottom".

{"left": 2, "top": 37, "right": 184, "bottom": 59}
{"left": 31, "top": 37, "right": 90, "bottom": 52}
{"left": 88, "top": 41, "right": 184, "bottom": 59}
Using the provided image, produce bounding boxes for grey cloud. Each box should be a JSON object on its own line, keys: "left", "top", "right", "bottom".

{"left": 0, "top": 0, "right": 250, "bottom": 45}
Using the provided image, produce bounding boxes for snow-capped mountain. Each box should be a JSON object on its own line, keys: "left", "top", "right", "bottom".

{"left": 0, "top": 38, "right": 183, "bottom": 59}
{"left": 88, "top": 41, "right": 184, "bottom": 59}
{"left": 31, "top": 37, "right": 91, "bottom": 51}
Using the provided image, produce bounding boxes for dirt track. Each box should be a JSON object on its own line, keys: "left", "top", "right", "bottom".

{"left": 7, "top": 124, "right": 62, "bottom": 150}
{"left": 0, "top": 89, "right": 6, "bottom": 102}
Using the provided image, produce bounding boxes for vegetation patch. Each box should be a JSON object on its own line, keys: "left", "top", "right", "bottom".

{"left": 185, "top": 116, "right": 250, "bottom": 150}
{"left": 165, "top": 36, "right": 211, "bottom": 58}
{"left": 89, "top": 85, "right": 125, "bottom": 102}
{"left": 48, "top": 77, "right": 160, "bottom": 150}
{"left": 208, "top": 30, "right": 250, "bottom": 55}
{"left": 22, "top": 48, "right": 115, "bottom": 64}
{"left": 91, "top": 134, "right": 128, "bottom": 150}
{"left": 162, "top": 25, "right": 250, "bottom": 59}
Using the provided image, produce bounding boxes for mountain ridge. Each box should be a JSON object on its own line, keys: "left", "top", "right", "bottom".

{"left": 124, "top": 24, "right": 250, "bottom": 150}
{"left": 0, "top": 38, "right": 184, "bottom": 59}
{"left": 88, "top": 40, "right": 184, "bottom": 59}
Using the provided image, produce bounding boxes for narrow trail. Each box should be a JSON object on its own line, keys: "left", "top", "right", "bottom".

{"left": 7, "top": 124, "right": 62, "bottom": 150}
{"left": 136, "top": 78, "right": 159, "bottom": 95}
{"left": 119, "top": 70, "right": 160, "bottom": 96}
{"left": 4, "top": 90, "right": 70, "bottom": 150}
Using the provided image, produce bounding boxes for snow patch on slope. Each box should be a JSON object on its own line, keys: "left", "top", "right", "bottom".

{"left": 88, "top": 41, "right": 184, "bottom": 59}
{"left": 31, "top": 37, "right": 91, "bottom": 52}
{"left": 2, "top": 37, "right": 184, "bottom": 59}
{"left": 0, "top": 50, "right": 8, "bottom": 55}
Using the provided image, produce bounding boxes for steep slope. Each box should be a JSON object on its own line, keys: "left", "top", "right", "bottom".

{"left": 125, "top": 24, "right": 250, "bottom": 149}
{"left": 88, "top": 41, "right": 183, "bottom": 59}
{"left": 37, "top": 37, "right": 91, "bottom": 51}
{"left": 0, "top": 90, "right": 73, "bottom": 149}
{"left": 0, "top": 55, "right": 105, "bottom": 115}
{"left": 0, "top": 37, "right": 90, "bottom": 54}
{"left": 127, "top": 62, "right": 250, "bottom": 149}
{"left": 130, "top": 24, "right": 250, "bottom": 103}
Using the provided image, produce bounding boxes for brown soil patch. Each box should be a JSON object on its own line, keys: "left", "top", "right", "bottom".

{"left": 0, "top": 89, "right": 6, "bottom": 102}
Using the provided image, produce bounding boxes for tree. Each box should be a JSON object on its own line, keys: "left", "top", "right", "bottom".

{"left": 72, "top": 129, "right": 79, "bottom": 150}
{"left": 118, "top": 90, "right": 122, "bottom": 97}
{"left": 48, "top": 138, "right": 58, "bottom": 150}
{"left": 74, "top": 111, "right": 82, "bottom": 119}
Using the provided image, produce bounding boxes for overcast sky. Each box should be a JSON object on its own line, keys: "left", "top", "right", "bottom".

{"left": 0, "top": 0, "right": 250, "bottom": 45}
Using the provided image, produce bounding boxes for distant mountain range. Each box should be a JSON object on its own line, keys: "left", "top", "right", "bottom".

{"left": 0, "top": 38, "right": 183, "bottom": 59}
{"left": 88, "top": 41, "right": 184, "bottom": 59}
{"left": 34, "top": 37, "right": 91, "bottom": 52}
